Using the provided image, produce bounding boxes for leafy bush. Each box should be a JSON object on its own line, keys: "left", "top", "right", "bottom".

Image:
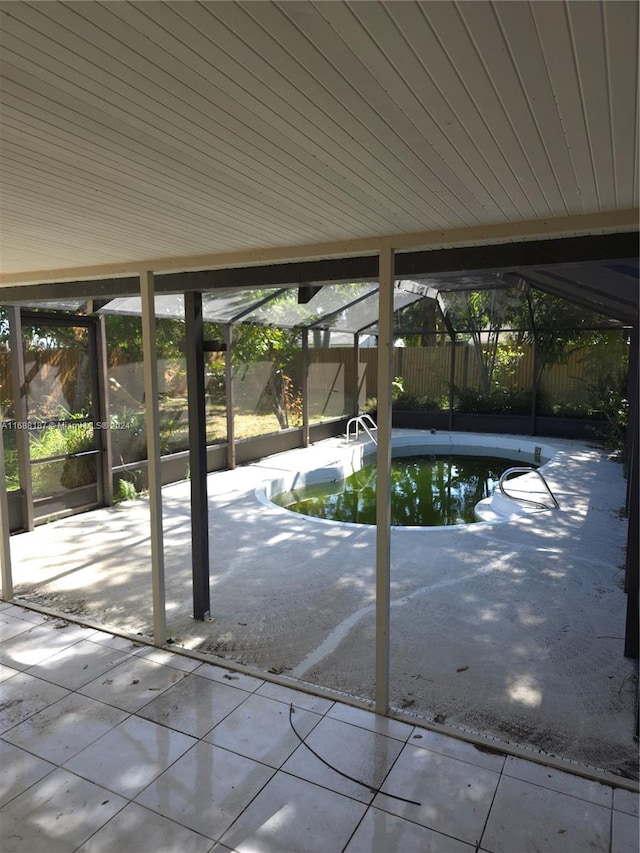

{"left": 453, "top": 387, "right": 533, "bottom": 415}
{"left": 115, "top": 478, "right": 139, "bottom": 502}
{"left": 393, "top": 392, "right": 443, "bottom": 412}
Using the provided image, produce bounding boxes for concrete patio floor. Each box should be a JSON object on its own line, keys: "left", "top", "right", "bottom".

{"left": 7, "top": 432, "right": 639, "bottom": 782}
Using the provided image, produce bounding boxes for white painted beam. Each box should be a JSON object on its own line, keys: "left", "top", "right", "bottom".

{"left": 375, "top": 245, "right": 395, "bottom": 714}
{"left": 1, "top": 210, "right": 637, "bottom": 287}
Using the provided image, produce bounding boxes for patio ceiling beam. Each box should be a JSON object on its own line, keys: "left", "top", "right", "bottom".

{"left": 140, "top": 271, "right": 167, "bottom": 646}
{"left": 1, "top": 210, "right": 637, "bottom": 288}
{"left": 1, "top": 228, "right": 638, "bottom": 308}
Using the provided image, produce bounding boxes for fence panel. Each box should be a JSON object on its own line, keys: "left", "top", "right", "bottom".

{"left": 0, "top": 341, "right": 625, "bottom": 422}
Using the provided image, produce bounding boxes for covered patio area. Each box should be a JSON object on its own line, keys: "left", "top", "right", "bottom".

{"left": 1, "top": 4, "right": 638, "bottom": 845}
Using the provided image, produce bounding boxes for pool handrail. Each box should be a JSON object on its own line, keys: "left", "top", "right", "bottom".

{"left": 498, "top": 466, "right": 560, "bottom": 510}
{"left": 346, "top": 414, "right": 378, "bottom": 445}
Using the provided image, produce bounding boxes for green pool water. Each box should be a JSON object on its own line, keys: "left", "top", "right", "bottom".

{"left": 273, "top": 454, "right": 516, "bottom": 526}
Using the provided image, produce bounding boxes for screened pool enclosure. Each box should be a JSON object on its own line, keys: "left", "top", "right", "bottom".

{"left": 2, "top": 267, "right": 633, "bottom": 519}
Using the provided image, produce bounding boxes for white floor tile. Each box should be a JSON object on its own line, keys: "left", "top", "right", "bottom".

{"left": 1, "top": 615, "right": 631, "bottom": 853}
{"left": 135, "top": 740, "right": 274, "bottom": 840}
{"left": 75, "top": 801, "right": 214, "bottom": 852}
{"left": 327, "top": 703, "right": 414, "bottom": 742}
{"left": 614, "top": 786, "right": 640, "bottom": 817}
{"left": 281, "top": 715, "right": 404, "bottom": 803}
{"left": 0, "top": 671, "right": 69, "bottom": 734}
{"left": 2, "top": 605, "right": 48, "bottom": 624}
{"left": 481, "top": 775, "right": 611, "bottom": 853}
{"left": 407, "top": 729, "right": 505, "bottom": 773}
{"left": 83, "top": 631, "right": 147, "bottom": 654}
{"left": 503, "top": 755, "right": 613, "bottom": 807}
{"left": 64, "top": 715, "right": 197, "bottom": 798}
{"left": 220, "top": 771, "right": 367, "bottom": 853}
{"left": 0, "top": 622, "right": 87, "bottom": 670}
{"left": 372, "top": 744, "right": 500, "bottom": 846}
{"left": 255, "top": 680, "right": 334, "bottom": 714}
{"left": 344, "top": 807, "right": 475, "bottom": 852}
{"left": 78, "top": 655, "right": 186, "bottom": 712}
{"left": 0, "top": 740, "right": 55, "bottom": 808}
{"left": 612, "top": 808, "right": 640, "bottom": 853}
{"left": 193, "top": 660, "right": 265, "bottom": 693}
{"left": 136, "top": 645, "right": 203, "bottom": 673}
{"left": 25, "top": 638, "right": 131, "bottom": 689}
{"left": 0, "top": 767, "right": 127, "bottom": 852}
{"left": 204, "top": 693, "right": 322, "bottom": 768}
{"left": 0, "top": 661, "right": 18, "bottom": 682}
{"left": 0, "top": 611, "right": 38, "bottom": 641}
{"left": 2, "top": 693, "right": 128, "bottom": 764}
{"left": 137, "top": 673, "right": 250, "bottom": 737}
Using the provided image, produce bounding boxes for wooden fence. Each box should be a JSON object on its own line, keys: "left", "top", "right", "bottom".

{"left": 0, "top": 339, "right": 625, "bottom": 419}
{"left": 309, "top": 341, "right": 625, "bottom": 408}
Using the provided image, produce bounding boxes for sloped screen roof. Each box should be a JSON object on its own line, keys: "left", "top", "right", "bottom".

{"left": 98, "top": 280, "right": 432, "bottom": 335}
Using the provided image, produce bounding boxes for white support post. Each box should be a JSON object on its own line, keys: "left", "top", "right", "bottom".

{"left": 0, "top": 424, "right": 13, "bottom": 600}
{"left": 225, "top": 324, "right": 236, "bottom": 470}
{"left": 302, "top": 329, "right": 310, "bottom": 447}
{"left": 375, "top": 245, "right": 394, "bottom": 714}
{"left": 140, "top": 271, "right": 167, "bottom": 645}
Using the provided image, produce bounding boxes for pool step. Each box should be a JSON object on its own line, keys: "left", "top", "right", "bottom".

{"left": 474, "top": 492, "right": 531, "bottom": 522}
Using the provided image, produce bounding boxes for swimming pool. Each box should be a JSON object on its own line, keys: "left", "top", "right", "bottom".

{"left": 273, "top": 454, "right": 528, "bottom": 526}
{"left": 259, "top": 430, "right": 559, "bottom": 529}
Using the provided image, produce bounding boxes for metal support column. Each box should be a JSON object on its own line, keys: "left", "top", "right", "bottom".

{"left": 185, "top": 292, "right": 211, "bottom": 621}
{"left": 225, "top": 324, "right": 236, "bottom": 470}
{"left": 95, "top": 314, "right": 113, "bottom": 506}
{"left": 624, "top": 323, "right": 639, "bottom": 660}
{"left": 527, "top": 290, "right": 538, "bottom": 435}
{"left": 375, "top": 246, "right": 394, "bottom": 714}
{"left": 353, "top": 333, "right": 360, "bottom": 415}
{"left": 302, "top": 329, "right": 310, "bottom": 447}
{"left": 448, "top": 332, "right": 456, "bottom": 431}
{"left": 0, "top": 422, "right": 13, "bottom": 600}
{"left": 140, "top": 271, "right": 167, "bottom": 645}
{"left": 8, "top": 307, "right": 33, "bottom": 531}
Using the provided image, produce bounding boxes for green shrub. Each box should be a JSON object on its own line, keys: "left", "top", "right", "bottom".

{"left": 115, "top": 478, "right": 139, "bottom": 502}
{"left": 453, "top": 387, "right": 533, "bottom": 415}
{"left": 393, "top": 392, "right": 442, "bottom": 412}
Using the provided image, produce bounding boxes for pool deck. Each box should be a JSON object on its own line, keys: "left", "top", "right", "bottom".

{"left": 7, "top": 431, "right": 639, "bottom": 782}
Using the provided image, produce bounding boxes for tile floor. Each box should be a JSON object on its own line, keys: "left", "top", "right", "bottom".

{"left": 1, "top": 601, "right": 638, "bottom": 853}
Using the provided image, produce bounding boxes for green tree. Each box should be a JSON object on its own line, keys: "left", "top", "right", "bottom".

{"left": 226, "top": 323, "right": 302, "bottom": 429}
{"left": 445, "top": 288, "right": 525, "bottom": 394}
{"left": 104, "top": 314, "right": 185, "bottom": 363}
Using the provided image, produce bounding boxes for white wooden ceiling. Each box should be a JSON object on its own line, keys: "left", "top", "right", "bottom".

{"left": 0, "top": 0, "right": 638, "bottom": 283}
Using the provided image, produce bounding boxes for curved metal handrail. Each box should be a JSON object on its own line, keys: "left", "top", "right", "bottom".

{"left": 346, "top": 414, "right": 378, "bottom": 445}
{"left": 498, "top": 466, "right": 560, "bottom": 510}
